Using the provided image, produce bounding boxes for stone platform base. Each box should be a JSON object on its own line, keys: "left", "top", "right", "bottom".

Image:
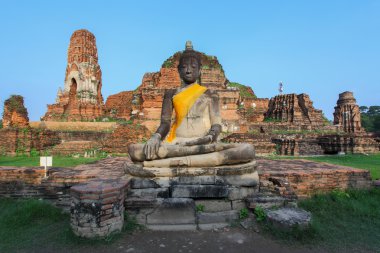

{"left": 124, "top": 161, "right": 259, "bottom": 230}
{"left": 0, "top": 157, "right": 373, "bottom": 231}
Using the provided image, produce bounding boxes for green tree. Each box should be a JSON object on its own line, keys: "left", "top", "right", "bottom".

{"left": 367, "top": 106, "right": 380, "bottom": 116}
{"left": 359, "top": 106, "right": 368, "bottom": 113}
{"left": 361, "top": 105, "right": 380, "bottom": 132}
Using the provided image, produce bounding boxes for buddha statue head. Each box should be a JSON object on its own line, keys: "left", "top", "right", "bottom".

{"left": 178, "top": 41, "right": 202, "bottom": 85}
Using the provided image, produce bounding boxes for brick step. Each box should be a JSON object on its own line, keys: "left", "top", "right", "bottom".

{"left": 246, "top": 192, "right": 287, "bottom": 210}
{"left": 50, "top": 141, "right": 100, "bottom": 156}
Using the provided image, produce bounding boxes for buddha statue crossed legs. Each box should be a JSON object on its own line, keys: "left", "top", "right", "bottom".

{"left": 128, "top": 42, "right": 255, "bottom": 168}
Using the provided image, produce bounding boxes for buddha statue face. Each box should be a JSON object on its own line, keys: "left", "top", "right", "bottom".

{"left": 178, "top": 56, "right": 201, "bottom": 85}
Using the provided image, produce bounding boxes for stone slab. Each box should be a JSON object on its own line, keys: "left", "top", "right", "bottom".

{"left": 171, "top": 175, "right": 216, "bottom": 185}
{"left": 197, "top": 210, "right": 239, "bottom": 224}
{"left": 266, "top": 207, "right": 311, "bottom": 230}
{"left": 171, "top": 185, "right": 229, "bottom": 198}
{"left": 227, "top": 187, "right": 257, "bottom": 200}
{"left": 231, "top": 200, "right": 246, "bottom": 210}
{"left": 146, "top": 198, "right": 195, "bottom": 225}
{"left": 127, "top": 188, "right": 170, "bottom": 199}
{"left": 194, "top": 200, "right": 231, "bottom": 212}
{"left": 130, "top": 178, "right": 160, "bottom": 189}
{"left": 147, "top": 224, "right": 197, "bottom": 231}
{"left": 198, "top": 223, "right": 229, "bottom": 230}
{"left": 125, "top": 161, "right": 257, "bottom": 178}
{"left": 215, "top": 171, "right": 259, "bottom": 187}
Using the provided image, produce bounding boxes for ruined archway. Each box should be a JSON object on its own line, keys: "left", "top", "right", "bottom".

{"left": 69, "top": 78, "right": 78, "bottom": 101}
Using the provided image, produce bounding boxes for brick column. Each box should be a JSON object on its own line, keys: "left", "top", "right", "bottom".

{"left": 70, "top": 179, "right": 128, "bottom": 238}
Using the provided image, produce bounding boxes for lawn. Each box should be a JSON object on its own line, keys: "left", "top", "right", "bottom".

{"left": 269, "top": 154, "right": 380, "bottom": 180}
{"left": 0, "top": 198, "right": 139, "bottom": 252}
{"left": 264, "top": 188, "right": 380, "bottom": 252}
{"left": 0, "top": 156, "right": 103, "bottom": 167}
{"left": 304, "top": 154, "right": 380, "bottom": 180}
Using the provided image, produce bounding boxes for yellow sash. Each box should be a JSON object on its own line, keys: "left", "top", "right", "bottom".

{"left": 166, "top": 83, "right": 207, "bottom": 143}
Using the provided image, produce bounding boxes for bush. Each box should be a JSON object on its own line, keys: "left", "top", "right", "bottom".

{"left": 239, "top": 208, "right": 249, "bottom": 220}
{"left": 253, "top": 206, "right": 266, "bottom": 221}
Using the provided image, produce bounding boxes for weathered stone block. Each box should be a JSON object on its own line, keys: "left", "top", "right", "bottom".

{"left": 171, "top": 185, "right": 229, "bottom": 198}
{"left": 125, "top": 197, "right": 162, "bottom": 209}
{"left": 171, "top": 175, "right": 215, "bottom": 185}
{"left": 194, "top": 199, "right": 231, "bottom": 212}
{"left": 146, "top": 198, "right": 195, "bottom": 225}
{"left": 127, "top": 188, "right": 170, "bottom": 199}
{"left": 246, "top": 193, "right": 286, "bottom": 209}
{"left": 231, "top": 200, "right": 246, "bottom": 210}
{"left": 227, "top": 187, "right": 257, "bottom": 200}
{"left": 198, "top": 223, "right": 229, "bottom": 230}
{"left": 147, "top": 224, "right": 197, "bottom": 231}
{"left": 197, "top": 210, "right": 239, "bottom": 224}
{"left": 266, "top": 207, "right": 311, "bottom": 230}
{"left": 215, "top": 171, "right": 259, "bottom": 187}
{"left": 130, "top": 178, "right": 160, "bottom": 189}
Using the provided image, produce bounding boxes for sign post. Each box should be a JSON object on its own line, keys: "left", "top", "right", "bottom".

{"left": 40, "top": 156, "right": 52, "bottom": 178}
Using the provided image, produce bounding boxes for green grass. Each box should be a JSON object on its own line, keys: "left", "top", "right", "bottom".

{"left": 0, "top": 198, "right": 141, "bottom": 252}
{"left": 269, "top": 154, "right": 380, "bottom": 180}
{"left": 228, "top": 82, "right": 257, "bottom": 98}
{"left": 303, "top": 154, "right": 380, "bottom": 180}
{"left": 0, "top": 156, "right": 103, "bottom": 167}
{"left": 0, "top": 198, "right": 72, "bottom": 252}
{"left": 262, "top": 188, "right": 380, "bottom": 252}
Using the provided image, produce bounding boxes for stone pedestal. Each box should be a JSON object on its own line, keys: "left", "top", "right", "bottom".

{"left": 124, "top": 161, "right": 259, "bottom": 230}
{"left": 70, "top": 179, "right": 128, "bottom": 238}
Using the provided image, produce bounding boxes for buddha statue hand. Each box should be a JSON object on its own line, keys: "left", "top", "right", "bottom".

{"left": 143, "top": 133, "right": 161, "bottom": 160}
{"left": 178, "top": 135, "right": 213, "bottom": 146}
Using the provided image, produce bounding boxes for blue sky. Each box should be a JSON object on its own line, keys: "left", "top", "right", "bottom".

{"left": 0, "top": 0, "right": 379, "bottom": 120}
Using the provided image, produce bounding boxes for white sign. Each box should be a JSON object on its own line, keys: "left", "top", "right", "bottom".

{"left": 40, "top": 156, "right": 52, "bottom": 167}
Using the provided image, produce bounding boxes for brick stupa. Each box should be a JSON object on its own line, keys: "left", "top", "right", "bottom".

{"left": 333, "top": 91, "right": 362, "bottom": 133}
{"left": 105, "top": 43, "right": 259, "bottom": 132}
{"left": 2, "top": 95, "right": 29, "bottom": 128}
{"left": 43, "top": 29, "right": 104, "bottom": 121}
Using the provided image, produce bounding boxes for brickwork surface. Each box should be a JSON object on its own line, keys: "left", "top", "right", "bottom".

{"left": 0, "top": 157, "right": 129, "bottom": 210}
{"left": 70, "top": 179, "right": 127, "bottom": 238}
{"left": 0, "top": 157, "right": 372, "bottom": 208}
{"left": 257, "top": 159, "right": 372, "bottom": 198}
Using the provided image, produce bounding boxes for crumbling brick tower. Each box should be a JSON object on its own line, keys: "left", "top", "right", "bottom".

{"left": 2, "top": 95, "right": 29, "bottom": 128}
{"left": 333, "top": 91, "right": 362, "bottom": 133}
{"left": 43, "top": 29, "right": 104, "bottom": 121}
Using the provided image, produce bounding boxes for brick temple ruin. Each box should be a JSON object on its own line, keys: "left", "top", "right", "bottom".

{"left": 0, "top": 29, "right": 379, "bottom": 236}
{"left": 43, "top": 29, "right": 104, "bottom": 121}
{"left": 0, "top": 29, "right": 379, "bottom": 156}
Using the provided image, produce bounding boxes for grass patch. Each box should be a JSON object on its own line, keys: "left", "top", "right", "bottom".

{"left": 0, "top": 198, "right": 141, "bottom": 252}
{"left": 261, "top": 189, "right": 380, "bottom": 252}
{"left": 0, "top": 198, "right": 72, "bottom": 252}
{"left": 0, "top": 156, "right": 103, "bottom": 167}
{"left": 228, "top": 82, "right": 257, "bottom": 98}
{"left": 304, "top": 154, "right": 380, "bottom": 180}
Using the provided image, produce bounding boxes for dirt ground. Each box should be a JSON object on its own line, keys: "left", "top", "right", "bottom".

{"left": 20, "top": 227, "right": 372, "bottom": 253}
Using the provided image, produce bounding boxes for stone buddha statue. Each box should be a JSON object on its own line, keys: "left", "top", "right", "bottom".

{"left": 128, "top": 42, "right": 255, "bottom": 168}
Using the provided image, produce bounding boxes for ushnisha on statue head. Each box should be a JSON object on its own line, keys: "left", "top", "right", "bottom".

{"left": 178, "top": 41, "right": 202, "bottom": 85}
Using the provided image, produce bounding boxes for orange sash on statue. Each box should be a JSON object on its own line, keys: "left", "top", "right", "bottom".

{"left": 166, "top": 83, "right": 207, "bottom": 143}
